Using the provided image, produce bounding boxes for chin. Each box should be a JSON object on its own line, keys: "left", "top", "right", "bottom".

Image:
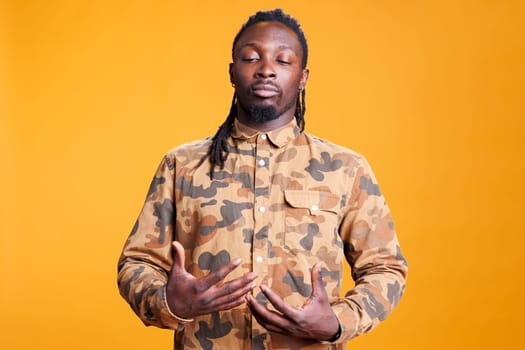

{"left": 249, "top": 105, "right": 279, "bottom": 123}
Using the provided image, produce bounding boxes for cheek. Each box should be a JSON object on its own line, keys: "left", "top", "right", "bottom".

{"left": 281, "top": 75, "right": 302, "bottom": 96}
{"left": 281, "top": 70, "right": 302, "bottom": 88}
{"left": 233, "top": 67, "right": 253, "bottom": 84}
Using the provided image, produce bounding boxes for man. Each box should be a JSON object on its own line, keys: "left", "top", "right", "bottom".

{"left": 118, "top": 8, "right": 407, "bottom": 350}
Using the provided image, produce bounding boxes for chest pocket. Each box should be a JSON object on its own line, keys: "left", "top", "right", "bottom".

{"left": 283, "top": 190, "right": 341, "bottom": 255}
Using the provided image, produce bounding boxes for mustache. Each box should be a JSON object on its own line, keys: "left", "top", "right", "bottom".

{"left": 250, "top": 81, "right": 280, "bottom": 92}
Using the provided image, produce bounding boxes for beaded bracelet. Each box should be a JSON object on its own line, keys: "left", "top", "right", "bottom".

{"left": 163, "top": 289, "right": 194, "bottom": 323}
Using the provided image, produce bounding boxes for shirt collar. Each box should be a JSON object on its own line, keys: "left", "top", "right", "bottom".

{"left": 231, "top": 117, "right": 301, "bottom": 148}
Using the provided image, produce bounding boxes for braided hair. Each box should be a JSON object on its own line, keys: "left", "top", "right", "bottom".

{"left": 207, "top": 8, "right": 309, "bottom": 178}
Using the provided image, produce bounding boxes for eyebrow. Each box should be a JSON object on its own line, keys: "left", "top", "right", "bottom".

{"left": 237, "top": 43, "right": 293, "bottom": 51}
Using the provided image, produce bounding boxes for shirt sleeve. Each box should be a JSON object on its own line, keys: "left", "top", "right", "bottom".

{"left": 117, "top": 154, "right": 181, "bottom": 329}
{"left": 332, "top": 157, "right": 408, "bottom": 342}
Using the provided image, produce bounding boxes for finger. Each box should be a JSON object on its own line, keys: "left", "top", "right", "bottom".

{"left": 252, "top": 311, "right": 289, "bottom": 335}
{"left": 198, "top": 273, "right": 256, "bottom": 310}
{"left": 200, "top": 257, "right": 242, "bottom": 289}
{"left": 310, "top": 263, "right": 328, "bottom": 301}
{"left": 259, "top": 323, "right": 288, "bottom": 335}
{"left": 210, "top": 272, "right": 257, "bottom": 300}
{"left": 260, "top": 285, "right": 299, "bottom": 320}
{"left": 171, "top": 241, "right": 186, "bottom": 272}
{"left": 246, "top": 295, "right": 292, "bottom": 333}
{"left": 213, "top": 295, "right": 250, "bottom": 312}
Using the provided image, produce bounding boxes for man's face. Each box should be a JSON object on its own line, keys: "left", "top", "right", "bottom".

{"left": 230, "top": 21, "right": 309, "bottom": 125}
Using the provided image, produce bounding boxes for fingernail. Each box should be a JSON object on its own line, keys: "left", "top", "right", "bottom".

{"left": 232, "top": 258, "right": 242, "bottom": 265}
{"left": 247, "top": 272, "right": 258, "bottom": 280}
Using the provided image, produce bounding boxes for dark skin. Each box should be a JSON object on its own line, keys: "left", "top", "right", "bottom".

{"left": 166, "top": 241, "right": 258, "bottom": 319}
{"left": 166, "top": 21, "right": 340, "bottom": 342}
{"left": 230, "top": 21, "right": 309, "bottom": 132}
{"left": 246, "top": 263, "right": 340, "bottom": 341}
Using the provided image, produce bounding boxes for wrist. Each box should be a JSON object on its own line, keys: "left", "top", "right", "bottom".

{"left": 321, "top": 323, "right": 342, "bottom": 344}
{"left": 163, "top": 286, "right": 194, "bottom": 323}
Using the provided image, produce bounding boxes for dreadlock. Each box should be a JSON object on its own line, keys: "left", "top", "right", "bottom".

{"left": 207, "top": 8, "right": 309, "bottom": 179}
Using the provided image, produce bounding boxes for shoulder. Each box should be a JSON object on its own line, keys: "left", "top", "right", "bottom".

{"left": 302, "top": 132, "right": 369, "bottom": 168}
{"left": 163, "top": 136, "right": 213, "bottom": 168}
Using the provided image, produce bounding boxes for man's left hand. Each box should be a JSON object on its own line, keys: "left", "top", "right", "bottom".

{"left": 245, "top": 263, "right": 340, "bottom": 342}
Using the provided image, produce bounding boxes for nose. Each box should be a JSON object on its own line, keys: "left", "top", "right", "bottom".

{"left": 255, "top": 58, "right": 276, "bottom": 79}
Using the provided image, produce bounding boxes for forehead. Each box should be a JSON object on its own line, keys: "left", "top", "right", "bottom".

{"left": 234, "top": 21, "right": 303, "bottom": 56}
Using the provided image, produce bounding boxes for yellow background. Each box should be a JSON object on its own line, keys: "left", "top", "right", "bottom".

{"left": 1, "top": 0, "right": 524, "bottom": 349}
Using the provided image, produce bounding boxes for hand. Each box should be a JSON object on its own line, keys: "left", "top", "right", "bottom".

{"left": 166, "top": 241, "right": 258, "bottom": 319}
{"left": 246, "top": 263, "right": 340, "bottom": 342}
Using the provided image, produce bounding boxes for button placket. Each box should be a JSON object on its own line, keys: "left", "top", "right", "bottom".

{"left": 251, "top": 133, "right": 272, "bottom": 346}
{"left": 253, "top": 134, "right": 271, "bottom": 269}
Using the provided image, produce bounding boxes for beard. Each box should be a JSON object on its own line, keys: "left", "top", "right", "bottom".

{"left": 249, "top": 105, "right": 278, "bottom": 123}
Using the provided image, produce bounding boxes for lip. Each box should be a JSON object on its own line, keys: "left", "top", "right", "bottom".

{"left": 251, "top": 84, "right": 279, "bottom": 98}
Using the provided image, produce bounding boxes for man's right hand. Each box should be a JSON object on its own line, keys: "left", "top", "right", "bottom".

{"left": 166, "top": 241, "right": 258, "bottom": 319}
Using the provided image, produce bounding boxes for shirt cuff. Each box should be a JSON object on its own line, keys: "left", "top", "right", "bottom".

{"left": 328, "top": 301, "right": 359, "bottom": 343}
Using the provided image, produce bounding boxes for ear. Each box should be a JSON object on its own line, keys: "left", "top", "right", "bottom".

{"left": 229, "top": 62, "right": 235, "bottom": 85}
{"left": 299, "top": 68, "right": 309, "bottom": 90}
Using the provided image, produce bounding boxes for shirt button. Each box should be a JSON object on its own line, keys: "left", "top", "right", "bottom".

{"left": 258, "top": 206, "right": 266, "bottom": 213}
{"left": 258, "top": 159, "right": 266, "bottom": 167}
{"left": 260, "top": 134, "right": 267, "bottom": 140}
{"left": 256, "top": 256, "right": 263, "bottom": 263}
{"left": 310, "top": 204, "right": 319, "bottom": 212}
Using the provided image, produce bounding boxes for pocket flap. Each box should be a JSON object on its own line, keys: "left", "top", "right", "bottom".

{"left": 284, "top": 190, "right": 340, "bottom": 215}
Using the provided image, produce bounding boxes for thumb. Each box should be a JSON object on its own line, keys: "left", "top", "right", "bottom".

{"left": 311, "top": 263, "right": 327, "bottom": 299}
{"left": 171, "top": 240, "right": 186, "bottom": 273}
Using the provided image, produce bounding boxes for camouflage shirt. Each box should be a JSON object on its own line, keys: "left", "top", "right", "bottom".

{"left": 117, "top": 118, "right": 408, "bottom": 350}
